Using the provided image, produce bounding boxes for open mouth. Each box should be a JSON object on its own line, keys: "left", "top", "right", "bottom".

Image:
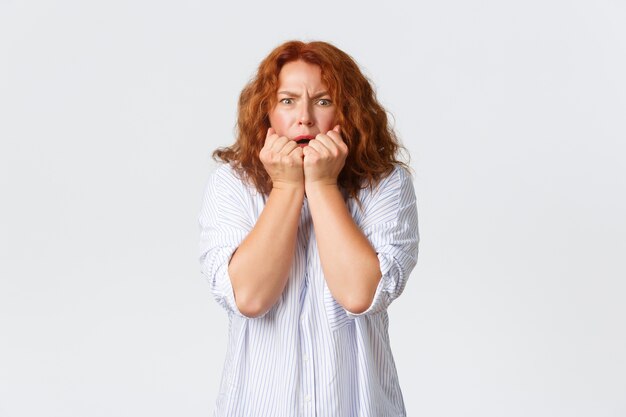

{"left": 294, "top": 135, "right": 315, "bottom": 146}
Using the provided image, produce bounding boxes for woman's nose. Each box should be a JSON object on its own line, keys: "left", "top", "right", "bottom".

{"left": 298, "top": 104, "right": 314, "bottom": 126}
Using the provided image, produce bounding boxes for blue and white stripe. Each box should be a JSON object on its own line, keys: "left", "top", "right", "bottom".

{"left": 198, "top": 163, "right": 419, "bottom": 417}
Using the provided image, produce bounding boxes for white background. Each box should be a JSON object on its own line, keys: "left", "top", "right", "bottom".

{"left": 1, "top": 0, "right": 625, "bottom": 416}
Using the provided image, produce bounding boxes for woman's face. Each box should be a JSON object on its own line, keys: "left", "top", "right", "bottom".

{"left": 268, "top": 60, "right": 337, "bottom": 147}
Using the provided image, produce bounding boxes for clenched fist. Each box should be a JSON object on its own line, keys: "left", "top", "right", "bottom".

{"left": 302, "top": 125, "right": 348, "bottom": 188}
{"left": 259, "top": 127, "right": 305, "bottom": 190}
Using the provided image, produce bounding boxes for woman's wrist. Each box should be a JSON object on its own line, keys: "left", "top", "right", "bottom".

{"left": 304, "top": 181, "right": 340, "bottom": 202}
{"left": 271, "top": 180, "right": 305, "bottom": 194}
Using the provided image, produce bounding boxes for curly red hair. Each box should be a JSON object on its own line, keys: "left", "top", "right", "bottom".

{"left": 213, "top": 40, "right": 409, "bottom": 200}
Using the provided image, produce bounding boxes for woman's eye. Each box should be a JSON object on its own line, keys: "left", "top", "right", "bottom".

{"left": 280, "top": 98, "right": 293, "bottom": 105}
{"left": 317, "top": 99, "right": 332, "bottom": 106}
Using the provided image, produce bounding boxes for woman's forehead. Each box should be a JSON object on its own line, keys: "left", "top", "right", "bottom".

{"left": 278, "top": 61, "right": 325, "bottom": 87}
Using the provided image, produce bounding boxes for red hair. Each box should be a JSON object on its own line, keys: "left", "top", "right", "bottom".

{"left": 213, "top": 40, "right": 409, "bottom": 200}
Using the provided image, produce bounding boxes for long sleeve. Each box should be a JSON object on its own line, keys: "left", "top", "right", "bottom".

{"left": 198, "top": 164, "right": 256, "bottom": 318}
{"left": 345, "top": 165, "right": 420, "bottom": 319}
{"left": 203, "top": 163, "right": 413, "bottom": 416}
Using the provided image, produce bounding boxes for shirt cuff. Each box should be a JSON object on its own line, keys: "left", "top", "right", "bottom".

{"left": 210, "top": 245, "right": 264, "bottom": 319}
{"left": 344, "top": 252, "right": 395, "bottom": 319}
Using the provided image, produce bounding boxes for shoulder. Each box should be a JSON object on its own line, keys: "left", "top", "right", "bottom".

{"left": 204, "top": 164, "right": 265, "bottom": 215}
{"left": 211, "top": 162, "right": 241, "bottom": 183}
{"left": 360, "top": 164, "right": 414, "bottom": 201}
{"left": 208, "top": 163, "right": 255, "bottom": 192}
{"left": 349, "top": 164, "right": 415, "bottom": 222}
{"left": 380, "top": 164, "right": 413, "bottom": 189}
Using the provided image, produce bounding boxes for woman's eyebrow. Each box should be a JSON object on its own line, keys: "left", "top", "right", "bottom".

{"left": 277, "top": 90, "right": 330, "bottom": 99}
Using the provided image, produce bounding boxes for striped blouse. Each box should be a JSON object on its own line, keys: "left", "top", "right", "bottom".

{"left": 198, "top": 163, "right": 419, "bottom": 417}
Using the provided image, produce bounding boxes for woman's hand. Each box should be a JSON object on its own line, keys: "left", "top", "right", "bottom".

{"left": 260, "top": 127, "right": 304, "bottom": 190}
{"left": 303, "top": 125, "right": 348, "bottom": 189}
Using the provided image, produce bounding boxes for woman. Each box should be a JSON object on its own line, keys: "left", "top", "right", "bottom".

{"left": 198, "top": 40, "right": 419, "bottom": 417}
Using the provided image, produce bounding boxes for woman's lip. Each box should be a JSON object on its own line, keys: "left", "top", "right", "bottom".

{"left": 293, "top": 135, "right": 315, "bottom": 142}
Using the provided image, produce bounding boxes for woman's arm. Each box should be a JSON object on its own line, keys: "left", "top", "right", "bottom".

{"left": 303, "top": 126, "right": 382, "bottom": 314}
{"left": 228, "top": 185, "right": 303, "bottom": 317}
{"left": 227, "top": 128, "right": 305, "bottom": 318}
{"left": 305, "top": 183, "right": 381, "bottom": 314}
